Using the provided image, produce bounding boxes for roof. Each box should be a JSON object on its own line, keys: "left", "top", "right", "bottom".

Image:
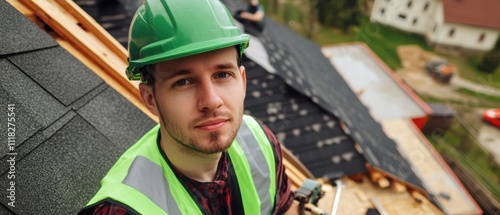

{"left": 381, "top": 118, "right": 481, "bottom": 214}
{"left": 221, "top": 0, "right": 426, "bottom": 191}
{"left": 0, "top": 1, "right": 156, "bottom": 214}
{"left": 322, "top": 44, "right": 428, "bottom": 121}
{"left": 442, "top": 0, "right": 500, "bottom": 29}
{"left": 242, "top": 57, "right": 367, "bottom": 177}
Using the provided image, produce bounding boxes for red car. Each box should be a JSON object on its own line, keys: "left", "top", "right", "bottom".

{"left": 483, "top": 109, "right": 500, "bottom": 128}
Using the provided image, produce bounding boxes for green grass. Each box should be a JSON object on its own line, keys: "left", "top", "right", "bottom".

{"left": 457, "top": 87, "right": 500, "bottom": 104}
{"left": 427, "top": 125, "right": 500, "bottom": 199}
{"left": 418, "top": 93, "right": 499, "bottom": 108}
{"left": 443, "top": 54, "right": 500, "bottom": 88}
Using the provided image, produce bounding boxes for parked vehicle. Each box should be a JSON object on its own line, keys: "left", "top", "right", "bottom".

{"left": 483, "top": 108, "right": 500, "bottom": 128}
{"left": 425, "top": 60, "right": 456, "bottom": 83}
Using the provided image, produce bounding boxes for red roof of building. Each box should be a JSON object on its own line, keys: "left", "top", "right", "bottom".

{"left": 442, "top": 0, "right": 500, "bottom": 29}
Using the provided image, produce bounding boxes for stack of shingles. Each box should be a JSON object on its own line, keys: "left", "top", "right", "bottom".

{"left": 0, "top": 1, "right": 155, "bottom": 214}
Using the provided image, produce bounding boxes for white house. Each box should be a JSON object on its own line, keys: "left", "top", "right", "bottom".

{"left": 370, "top": 0, "right": 500, "bottom": 54}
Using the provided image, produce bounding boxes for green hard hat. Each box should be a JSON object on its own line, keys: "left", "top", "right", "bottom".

{"left": 126, "top": 0, "right": 250, "bottom": 81}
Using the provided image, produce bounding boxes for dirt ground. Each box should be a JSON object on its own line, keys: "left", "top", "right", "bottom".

{"left": 395, "top": 45, "right": 500, "bottom": 165}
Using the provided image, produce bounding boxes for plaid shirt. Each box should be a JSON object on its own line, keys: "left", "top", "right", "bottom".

{"left": 81, "top": 120, "right": 294, "bottom": 215}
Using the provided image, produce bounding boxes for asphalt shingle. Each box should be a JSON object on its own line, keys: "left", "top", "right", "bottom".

{"left": 8, "top": 47, "right": 103, "bottom": 106}
{"left": 0, "top": 116, "right": 123, "bottom": 215}
{"left": 243, "top": 58, "right": 367, "bottom": 177}
{"left": 0, "top": 0, "right": 57, "bottom": 56}
{"left": 0, "top": 1, "right": 157, "bottom": 213}
{"left": 78, "top": 87, "right": 156, "bottom": 148}
{"left": 0, "top": 59, "right": 68, "bottom": 157}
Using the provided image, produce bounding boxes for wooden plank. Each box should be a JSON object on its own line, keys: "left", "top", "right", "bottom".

{"left": 20, "top": 0, "right": 140, "bottom": 104}
{"left": 368, "top": 169, "right": 390, "bottom": 189}
{"left": 283, "top": 159, "right": 306, "bottom": 187}
{"left": 282, "top": 146, "right": 315, "bottom": 179}
{"left": 54, "top": 0, "right": 127, "bottom": 61}
{"left": 7, "top": 0, "right": 33, "bottom": 17}
{"left": 391, "top": 181, "right": 407, "bottom": 193}
{"left": 411, "top": 191, "right": 444, "bottom": 215}
{"left": 284, "top": 167, "right": 302, "bottom": 189}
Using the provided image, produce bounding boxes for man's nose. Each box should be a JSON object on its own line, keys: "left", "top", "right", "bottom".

{"left": 197, "top": 81, "right": 223, "bottom": 111}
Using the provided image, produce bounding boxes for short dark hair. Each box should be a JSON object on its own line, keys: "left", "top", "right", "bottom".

{"left": 140, "top": 45, "right": 243, "bottom": 87}
{"left": 140, "top": 64, "right": 156, "bottom": 86}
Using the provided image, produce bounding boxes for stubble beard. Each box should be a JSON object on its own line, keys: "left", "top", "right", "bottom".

{"left": 159, "top": 108, "right": 243, "bottom": 156}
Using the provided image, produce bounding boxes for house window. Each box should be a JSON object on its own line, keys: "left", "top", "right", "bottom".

{"left": 408, "top": 0, "right": 413, "bottom": 8}
{"left": 448, "top": 28, "right": 455, "bottom": 37}
{"left": 413, "top": 18, "right": 418, "bottom": 25}
{"left": 478, "top": 33, "right": 486, "bottom": 42}
{"left": 381, "top": 8, "right": 385, "bottom": 15}
{"left": 423, "top": 2, "right": 430, "bottom": 11}
{"left": 398, "top": 14, "right": 407, "bottom": 21}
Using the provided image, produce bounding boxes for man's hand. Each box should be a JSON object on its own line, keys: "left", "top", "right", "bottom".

{"left": 284, "top": 200, "right": 300, "bottom": 215}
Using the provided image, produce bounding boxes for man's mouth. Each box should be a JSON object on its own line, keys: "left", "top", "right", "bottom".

{"left": 195, "top": 118, "right": 229, "bottom": 131}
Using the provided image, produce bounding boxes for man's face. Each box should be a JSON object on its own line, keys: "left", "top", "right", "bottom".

{"left": 142, "top": 47, "right": 246, "bottom": 155}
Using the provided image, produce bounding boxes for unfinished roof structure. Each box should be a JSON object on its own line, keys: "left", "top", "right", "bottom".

{"left": 321, "top": 43, "right": 482, "bottom": 214}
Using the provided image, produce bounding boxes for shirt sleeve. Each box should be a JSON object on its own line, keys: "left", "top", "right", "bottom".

{"left": 79, "top": 202, "right": 136, "bottom": 215}
{"left": 257, "top": 120, "right": 294, "bottom": 215}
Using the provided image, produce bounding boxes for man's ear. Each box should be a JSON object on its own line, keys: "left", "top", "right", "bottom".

{"left": 139, "top": 83, "right": 160, "bottom": 116}
{"left": 240, "top": 65, "right": 247, "bottom": 94}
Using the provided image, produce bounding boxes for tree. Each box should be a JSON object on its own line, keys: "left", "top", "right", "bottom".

{"left": 316, "top": 0, "right": 364, "bottom": 33}
{"left": 477, "top": 37, "right": 500, "bottom": 73}
{"left": 304, "top": 0, "right": 318, "bottom": 39}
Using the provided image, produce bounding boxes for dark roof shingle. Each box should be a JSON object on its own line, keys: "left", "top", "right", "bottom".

{"left": 0, "top": 0, "right": 57, "bottom": 56}
{"left": 0, "top": 2, "right": 156, "bottom": 214}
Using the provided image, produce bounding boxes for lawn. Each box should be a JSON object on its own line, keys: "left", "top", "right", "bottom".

{"left": 444, "top": 54, "right": 500, "bottom": 88}
{"left": 428, "top": 124, "right": 500, "bottom": 199}
{"left": 457, "top": 87, "right": 500, "bottom": 104}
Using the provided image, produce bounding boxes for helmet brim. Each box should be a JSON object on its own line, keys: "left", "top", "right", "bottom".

{"left": 126, "top": 34, "right": 250, "bottom": 79}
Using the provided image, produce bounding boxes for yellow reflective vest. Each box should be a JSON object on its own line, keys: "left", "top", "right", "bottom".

{"left": 83, "top": 115, "right": 277, "bottom": 214}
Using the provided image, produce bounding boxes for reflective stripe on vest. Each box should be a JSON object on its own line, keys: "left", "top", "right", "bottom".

{"left": 229, "top": 115, "right": 276, "bottom": 214}
{"left": 85, "top": 115, "right": 276, "bottom": 215}
{"left": 122, "top": 156, "right": 183, "bottom": 214}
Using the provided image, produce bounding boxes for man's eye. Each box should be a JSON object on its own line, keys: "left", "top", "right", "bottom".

{"left": 173, "top": 79, "right": 190, "bottom": 87}
{"left": 215, "top": 72, "right": 230, "bottom": 79}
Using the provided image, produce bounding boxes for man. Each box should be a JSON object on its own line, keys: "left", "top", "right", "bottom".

{"left": 79, "top": 0, "right": 295, "bottom": 214}
{"left": 235, "top": 0, "right": 265, "bottom": 33}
